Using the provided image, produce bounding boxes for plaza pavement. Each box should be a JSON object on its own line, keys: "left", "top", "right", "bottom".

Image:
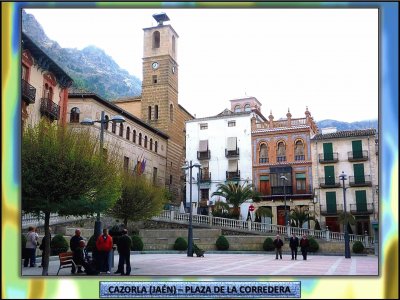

{"left": 21, "top": 252, "right": 378, "bottom": 276}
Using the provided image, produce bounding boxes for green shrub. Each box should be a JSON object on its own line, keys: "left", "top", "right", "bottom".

{"left": 174, "top": 237, "right": 188, "bottom": 251}
{"left": 216, "top": 235, "right": 229, "bottom": 250}
{"left": 131, "top": 235, "right": 144, "bottom": 251}
{"left": 263, "top": 237, "right": 274, "bottom": 251}
{"left": 86, "top": 235, "right": 97, "bottom": 252}
{"left": 352, "top": 241, "right": 365, "bottom": 254}
{"left": 50, "top": 234, "right": 69, "bottom": 255}
{"left": 308, "top": 237, "right": 319, "bottom": 252}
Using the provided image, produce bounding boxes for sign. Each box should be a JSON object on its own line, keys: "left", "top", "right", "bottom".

{"left": 249, "top": 205, "right": 255, "bottom": 212}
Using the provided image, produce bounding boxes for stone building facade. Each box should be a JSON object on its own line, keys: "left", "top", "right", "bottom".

{"left": 311, "top": 128, "right": 378, "bottom": 235}
{"left": 21, "top": 32, "right": 73, "bottom": 128}
{"left": 251, "top": 108, "right": 319, "bottom": 226}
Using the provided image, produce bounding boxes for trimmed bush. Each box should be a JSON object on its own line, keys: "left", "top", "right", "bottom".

{"left": 131, "top": 235, "right": 144, "bottom": 251}
{"left": 216, "top": 235, "right": 229, "bottom": 251}
{"left": 352, "top": 241, "right": 365, "bottom": 254}
{"left": 50, "top": 234, "right": 69, "bottom": 255}
{"left": 174, "top": 237, "right": 188, "bottom": 251}
{"left": 263, "top": 237, "right": 274, "bottom": 251}
{"left": 308, "top": 237, "right": 319, "bottom": 252}
{"left": 86, "top": 235, "right": 97, "bottom": 252}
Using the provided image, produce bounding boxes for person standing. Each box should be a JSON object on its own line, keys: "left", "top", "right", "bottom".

{"left": 24, "top": 226, "right": 38, "bottom": 267}
{"left": 96, "top": 228, "right": 113, "bottom": 274}
{"left": 300, "top": 234, "right": 310, "bottom": 260}
{"left": 115, "top": 229, "right": 132, "bottom": 275}
{"left": 70, "top": 229, "right": 84, "bottom": 274}
{"left": 289, "top": 233, "right": 299, "bottom": 260}
{"left": 273, "top": 234, "right": 284, "bottom": 260}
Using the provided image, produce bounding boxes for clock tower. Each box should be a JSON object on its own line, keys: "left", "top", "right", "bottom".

{"left": 141, "top": 13, "right": 193, "bottom": 202}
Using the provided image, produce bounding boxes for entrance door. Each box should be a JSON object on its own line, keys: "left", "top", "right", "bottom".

{"left": 325, "top": 216, "right": 340, "bottom": 232}
{"left": 277, "top": 207, "right": 289, "bottom": 226}
{"left": 356, "top": 216, "right": 370, "bottom": 235}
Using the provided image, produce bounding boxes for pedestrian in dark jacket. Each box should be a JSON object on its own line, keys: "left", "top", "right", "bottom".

{"left": 70, "top": 229, "right": 84, "bottom": 273}
{"left": 289, "top": 233, "right": 299, "bottom": 260}
{"left": 114, "top": 229, "right": 132, "bottom": 275}
{"left": 273, "top": 234, "right": 284, "bottom": 259}
{"left": 300, "top": 234, "right": 310, "bottom": 260}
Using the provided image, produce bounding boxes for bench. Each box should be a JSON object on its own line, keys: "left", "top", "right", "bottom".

{"left": 57, "top": 252, "right": 76, "bottom": 275}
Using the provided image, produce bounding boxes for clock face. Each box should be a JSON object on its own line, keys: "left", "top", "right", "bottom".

{"left": 172, "top": 66, "right": 176, "bottom": 74}
{"left": 152, "top": 62, "right": 159, "bottom": 70}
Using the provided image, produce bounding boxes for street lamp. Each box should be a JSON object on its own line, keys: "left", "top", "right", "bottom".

{"left": 81, "top": 111, "right": 125, "bottom": 239}
{"left": 280, "top": 175, "right": 289, "bottom": 226}
{"left": 339, "top": 171, "right": 351, "bottom": 259}
{"left": 181, "top": 160, "right": 202, "bottom": 257}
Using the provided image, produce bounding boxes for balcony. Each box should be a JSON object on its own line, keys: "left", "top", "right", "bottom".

{"left": 259, "top": 157, "right": 269, "bottom": 164}
{"left": 350, "top": 203, "right": 373, "bottom": 214}
{"left": 226, "top": 171, "right": 240, "bottom": 181}
{"left": 319, "top": 177, "right": 340, "bottom": 188}
{"left": 318, "top": 153, "right": 339, "bottom": 164}
{"left": 348, "top": 150, "right": 369, "bottom": 162}
{"left": 293, "top": 186, "right": 313, "bottom": 195}
{"left": 199, "top": 171, "right": 211, "bottom": 183}
{"left": 22, "top": 79, "right": 36, "bottom": 104}
{"left": 294, "top": 155, "right": 305, "bottom": 161}
{"left": 320, "top": 204, "right": 343, "bottom": 216}
{"left": 40, "top": 98, "right": 60, "bottom": 120}
{"left": 349, "top": 175, "right": 372, "bottom": 187}
{"left": 277, "top": 156, "right": 286, "bottom": 162}
{"left": 225, "top": 148, "right": 240, "bottom": 158}
{"left": 197, "top": 150, "right": 210, "bottom": 160}
{"left": 271, "top": 186, "right": 293, "bottom": 195}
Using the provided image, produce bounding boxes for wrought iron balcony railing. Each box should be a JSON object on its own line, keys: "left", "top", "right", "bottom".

{"left": 294, "top": 155, "right": 305, "bottom": 161}
{"left": 318, "top": 153, "right": 339, "bottom": 163}
{"left": 271, "top": 186, "right": 293, "bottom": 195}
{"left": 225, "top": 148, "right": 240, "bottom": 158}
{"left": 226, "top": 171, "right": 240, "bottom": 181}
{"left": 40, "top": 98, "right": 60, "bottom": 120}
{"left": 199, "top": 172, "right": 211, "bottom": 183}
{"left": 349, "top": 175, "right": 372, "bottom": 187}
{"left": 22, "top": 79, "right": 36, "bottom": 104}
{"left": 320, "top": 204, "right": 343, "bottom": 216}
{"left": 277, "top": 156, "right": 286, "bottom": 162}
{"left": 350, "top": 203, "right": 373, "bottom": 214}
{"left": 259, "top": 157, "right": 269, "bottom": 163}
{"left": 319, "top": 177, "right": 341, "bottom": 188}
{"left": 348, "top": 150, "right": 369, "bottom": 161}
{"left": 197, "top": 150, "right": 210, "bottom": 160}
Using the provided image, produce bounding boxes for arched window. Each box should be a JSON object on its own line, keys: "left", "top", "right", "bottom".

{"left": 48, "top": 87, "right": 53, "bottom": 100}
{"left": 150, "top": 138, "right": 153, "bottom": 151}
{"left": 119, "top": 123, "right": 123, "bottom": 137}
{"left": 155, "top": 141, "right": 158, "bottom": 153}
{"left": 155, "top": 105, "right": 159, "bottom": 120}
{"left": 43, "top": 83, "right": 50, "bottom": 98}
{"left": 172, "top": 35, "right": 176, "bottom": 54}
{"left": 70, "top": 107, "right": 80, "bottom": 123}
{"left": 133, "top": 130, "right": 136, "bottom": 143}
{"left": 234, "top": 105, "right": 241, "bottom": 113}
{"left": 244, "top": 103, "right": 251, "bottom": 112}
{"left": 170, "top": 104, "right": 174, "bottom": 121}
{"left": 259, "top": 143, "right": 268, "bottom": 163}
{"left": 144, "top": 136, "right": 148, "bottom": 148}
{"left": 126, "top": 126, "right": 130, "bottom": 140}
{"left": 153, "top": 31, "right": 160, "bottom": 48}
{"left": 139, "top": 133, "right": 142, "bottom": 146}
{"left": 294, "top": 140, "right": 305, "bottom": 161}
{"left": 104, "top": 115, "right": 109, "bottom": 130}
{"left": 148, "top": 106, "right": 152, "bottom": 121}
{"left": 277, "top": 141, "right": 286, "bottom": 162}
{"left": 112, "top": 121, "right": 116, "bottom": 134}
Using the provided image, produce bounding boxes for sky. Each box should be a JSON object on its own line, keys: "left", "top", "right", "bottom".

{"left": 25, "top": 8, "right": 378, "bottom": 123}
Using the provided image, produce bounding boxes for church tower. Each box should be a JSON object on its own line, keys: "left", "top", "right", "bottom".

{"left": 141, "top": 13, "right": 193, "bottom": 202}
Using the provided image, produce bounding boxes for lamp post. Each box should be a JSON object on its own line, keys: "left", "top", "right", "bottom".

{"left": 181, "top": 160, "right": 201, "bottom": 257}
{"left": 339, "top": 171, "right": 351, "bottom": 259}
{"left": 280, "top": 175, "right": 289, "bottom": 226}
{"left": 81, "top": 111, "right": 125, "bottom": 239}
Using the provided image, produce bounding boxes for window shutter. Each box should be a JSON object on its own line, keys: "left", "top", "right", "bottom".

{"left": 323, "top": 143, "right": 333, "bottom": 161}
{"left": 353, "top": 164, "right": 365, "bottom": 184}
{"left": 326, "top": 192, "right": 337, "bottom": 213}
{"left": 352, "top": 140, "right": 363, "bottom": 159}
{"left": 324, "top": 166, "right": 335, "bottom": 185}
{"left": 355, "top": 190, "right": 367, "bottom": 211}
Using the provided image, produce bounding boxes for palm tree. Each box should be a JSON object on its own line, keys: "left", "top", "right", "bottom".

{"left": 338, "top": 212, "right": 355, "bottom": 234}
{"left": 289, "top": 206, "right": 315, "bottom": 228}
{"left": 255, "top": 206, "right": 273, "bottom": 219}
{"left": 212, "top": 183, "right": 259, "bottom": 219}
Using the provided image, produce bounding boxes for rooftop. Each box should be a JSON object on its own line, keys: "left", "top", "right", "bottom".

{"left": 311, "top": 128, "right": 377, "bottom": 140}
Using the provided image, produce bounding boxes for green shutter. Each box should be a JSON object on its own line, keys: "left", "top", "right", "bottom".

{"left": 355, "top": 190, "right": 367, "bottom": 212}
{"left": 353, "top": 164, "right": 365, "bottom": 184}
{"left": 324, "top": 166, "right": 335, "bottom": 185}
{"left": 326, "top": 192, "right": 337, "bottom": 213}
{"left": 352, "top": 140, "right": 363, "bottom": 159}
{"left": 323, "top": 143, "right": 333, "bottom": 161}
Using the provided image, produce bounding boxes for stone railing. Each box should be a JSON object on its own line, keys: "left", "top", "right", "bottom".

{"left": 22, "top": 212, "right": 89, "bottom": 230}
{"left": 152, "top": 210, "right": 375, "bottom": 246}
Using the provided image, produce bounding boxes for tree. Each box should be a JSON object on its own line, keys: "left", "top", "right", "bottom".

{"left": 338, "top": 212, "right": 355, "bottom": 234}
{"left": 211, "top": 183, "right": 259, "bottom": 219}
{"left": 255, "top": 206, "right": 273, "bottom": 219}
{"left": 108, "top": 172, "right": 168, "bottom": 226}
{"left": 22, "top": 120, "right": 122, "bottom": 275}
{"left": 289, "top": 206, "right": 315, "bottom": 228}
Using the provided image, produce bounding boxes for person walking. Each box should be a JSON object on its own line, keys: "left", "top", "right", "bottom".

{"left": 96, "top": 228, "right": 113, "bottom": 274}
{"left": 273, "top": 234, "right": 284, "bottom": 260}
{"left": 24, "top": 226, "right": 38, "bottom": 267}
{"left": 115, "top": 229, "right": 132, "bottom": 275}
{"left": 289, "top": 233, "right": 299, "bottom": 260}
{"left": 70, "top": 229, "right": 84, "bottom": 274}
{"left": 300, "top": 234, "right": 310, "bottom": 260}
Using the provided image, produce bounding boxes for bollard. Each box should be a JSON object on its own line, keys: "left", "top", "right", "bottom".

{"left": 247, "top": 220, "right": 252, "bottom": 231}
{"left": 286, "top": 222, "right": 291, "bottom": 237}
{"left": 364, "top": 231, "right": 369, "bottom": 248}
{"left": 170, "top": 210, "right": 175, "bottom": 221}
{"left": 326, "top": 226, "right": 330, "bottom": 242}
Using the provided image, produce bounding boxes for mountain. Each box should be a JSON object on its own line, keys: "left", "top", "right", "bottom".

{"left": 316, "top": 119, "right": 378, "bottom": 131}
{"left": 22, "top": 10, "right": 141, "bottom": 100}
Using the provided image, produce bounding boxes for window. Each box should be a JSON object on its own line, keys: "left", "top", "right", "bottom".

{"left": 353, "top": 163, "right": 365, "bottom": 184}
{"left": 152, "top": 31, "right": 160, "bottom": 48}
{"left": 152, "top": 75, "right": 158, "bottom": 84}
{"left": 244, "top": 104, "right": 251, "bottom": 112}
{"left": 355, "top": 190, "right": 367, "bottom": 211}
{"left": 133, "top": 130, "right": 136, "bottom": 143}
{"left": 124, "top": 156, "right": 129, "bottom": 171}
{"left": 295, "top": 173, "right": 306, "bottom": 192}
{"left": 326, "top": 191, "right": 337, "bottom": 213}
{"left": 352, "top": 140, "right": 363, "bottom": 159}
{"left": 119, "top": 123, "right": 123, "bottom": 137}
{"left": 172, "top": 35, "right": 176, "bottom": 54}
{"left": 144, "top": 136, "right": 148, "bottom": 148}
{"left": 294, "top": 140, "right": 305, "bottom": 161}
{"left": 234, "top": 105, "right": 241, "bottom": 113}
{"left": 153, "top": 167, "right": 158, "bottom": 184}
{"left": 139, "top": 133, "right": 142, "bottom": 146}
{"left": 155, "top": 105, "right": 159, "bottom": 120}
{"left": 70, "top": 107, "right": 80, "bottom": 123}
{"left": 148, "top": 106, "right": 152, "bottom": 120}
{"left": 277, "top": 141, "right": 286, "bottom": 162}
{"left": 150, "top": 138, "right": 153, "bottom": 151}
{"left": 228, "top": 121, "right": 236, "bottom": 127}
{"left": 104, "top": 115, "right": 109, "bottom": 130}
{"left": 259, "top": 144, "right": 268, "bottom": 163}
{"left": 126, "top": 126, "right": 130, "bottom": 140}
{"left": 324, "top": 166, "right": 335, "bottom": 185}
{"left": 170, "top": 174, "right": 173, "bottom": 185}
{"left": 259, "top": 175, "right": 270, "bottom": 195}
{"left": 200, "top": 189, "right": 209, "bottom": 200}
{"left": 200, "top": 123, "right": 208, "bottom": 130}
{"left": 112, "top": 121, "right": 116, "bottom": 134}
{"left": 155, "top": 141, "right": 158, "bottom": 153}
{"left": 323, "top": 143, "right": 334, "bottom": 161}
{"left": 22, "top": 65, "right": 29, "bottom": 81}
{"left": 170, "top": 104, "right": 174, "bottom": 121}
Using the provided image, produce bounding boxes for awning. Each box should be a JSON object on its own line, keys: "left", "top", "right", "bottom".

{"left": 228, "top": 160, "right": 238, "bottom": 172}
{"left": 227, "top": 137, "right": 237, "bottom": 151}
{"left": 199, "top": 140, "right": 208, "bottom": 151}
